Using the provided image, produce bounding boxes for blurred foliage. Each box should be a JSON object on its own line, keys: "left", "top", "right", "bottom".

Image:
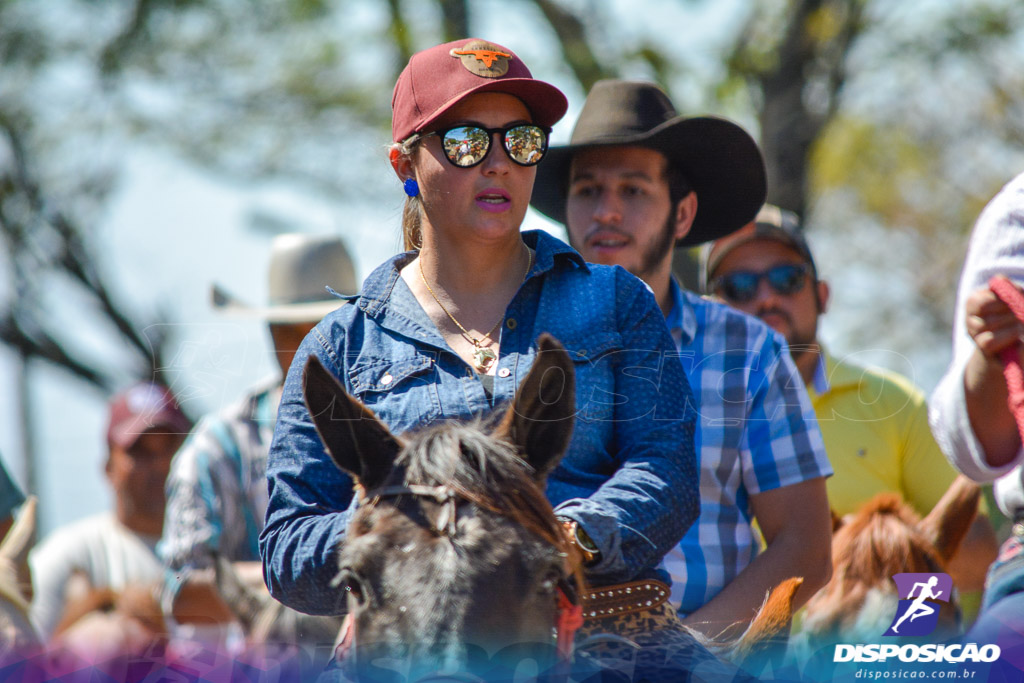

{"left": 0, "top": 113, "right": 169, "bottom": 392}
{"left": 2, "top": 0, "right": 1024, "bottom": 392}
{"left": 727, "top": 0, "right": 1024, "bottom": 356}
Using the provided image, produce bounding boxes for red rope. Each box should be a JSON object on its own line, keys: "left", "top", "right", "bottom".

{"left": 334, "top": 613, "right": 354, "bottom": 663}
{"left": 987, "top": 276, "right": 1024, "bottom": 442}
{"left": 555, "top": 586, "right": 584, "bottom": 660}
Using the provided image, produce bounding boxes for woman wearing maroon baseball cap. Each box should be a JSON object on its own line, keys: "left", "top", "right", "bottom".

{"left": 261, "top": 38, "right": 704, "bottom": 677}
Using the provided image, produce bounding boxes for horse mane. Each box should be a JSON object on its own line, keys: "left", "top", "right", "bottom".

{"left": 803, "top": 493, "right": 944, "bottom": 637}
{"left": 399, "top": 420, "right": 581, "bottom": 580}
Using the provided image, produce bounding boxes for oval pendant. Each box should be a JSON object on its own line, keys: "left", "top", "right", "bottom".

{"left": 473, "top": 346, "right": 497, "bottom": 373}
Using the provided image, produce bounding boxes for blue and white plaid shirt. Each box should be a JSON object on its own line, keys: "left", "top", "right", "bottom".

{"left": 158, "top": 380, "right": 276, "bottom": 610}
{"left": 659, "top": 279, "right": 831, "bottom": 615}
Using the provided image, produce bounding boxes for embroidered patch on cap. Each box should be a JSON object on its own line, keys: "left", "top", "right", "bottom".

{"left": 450, "top": 40, "right": 512, "bottom": 78}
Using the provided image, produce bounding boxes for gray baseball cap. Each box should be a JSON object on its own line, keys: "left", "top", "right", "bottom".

{"left": 701, "top": 204, "right": 816, "bottom": 293}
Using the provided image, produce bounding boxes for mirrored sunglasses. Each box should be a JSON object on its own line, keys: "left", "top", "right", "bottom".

{"left": 422, "top": 124, "right": 550, "bottom": 168}
{"left": 712, "top": 263, "right": 811, "bottom": 303}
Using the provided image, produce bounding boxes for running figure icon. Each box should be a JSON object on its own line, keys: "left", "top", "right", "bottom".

{"left": 891, "top": 576, "right": 943, "bottom": 634}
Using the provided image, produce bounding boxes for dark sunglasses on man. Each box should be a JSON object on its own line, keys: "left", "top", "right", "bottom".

{"left": 711, "top": 263, "right": 811, "bottom": 303}
{"left": 415, "top": 123, "right": 550, "bottom": 168}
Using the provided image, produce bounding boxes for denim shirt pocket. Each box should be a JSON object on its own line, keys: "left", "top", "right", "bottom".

{"left": 560, "top": 331, "right": 622, "bottom": 425}
{"left": 348, "top": 355, "right": 441, "bottom": 434}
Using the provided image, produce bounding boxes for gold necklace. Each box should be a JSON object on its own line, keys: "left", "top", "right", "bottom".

{"left": 418, "top": 247, "right": 533, "bottom": 373}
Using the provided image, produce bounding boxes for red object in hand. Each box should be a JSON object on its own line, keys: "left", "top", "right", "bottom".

{"left": 987, "top": 276, "right": 1024, "bottom": 443}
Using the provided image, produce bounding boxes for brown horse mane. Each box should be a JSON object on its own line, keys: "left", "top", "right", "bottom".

{"left": 803, "top": 493, "right": 947, "bottom": 638}
{"left": 398, "top": 419, "right": 583, "bottom": 586}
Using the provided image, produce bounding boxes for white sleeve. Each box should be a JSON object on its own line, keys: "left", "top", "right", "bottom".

{"left": 929, "top": 172, "right": 1024, "bottom": 482}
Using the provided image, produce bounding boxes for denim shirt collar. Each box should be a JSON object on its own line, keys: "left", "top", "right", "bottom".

{"left": 665, "top": 277, "right": 697, "bottom": 348}
{"left": 352, "top": 230, "right": 588, "bottom": 350}
{"left": 356, "top": 229, "right": 586, "bottom": 309}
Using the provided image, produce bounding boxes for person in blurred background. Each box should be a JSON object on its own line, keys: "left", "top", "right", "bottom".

{"left": 530, "top": 79, "right": 833, "bottom": 637}
{"left": 30, "top": 381, "right": 190, "bottom": 641}
{"left": 159, "top": 233, "right": 356, "bottom": 635}
{"left": 706, "top": 205, "right": 999, "bottom": 615}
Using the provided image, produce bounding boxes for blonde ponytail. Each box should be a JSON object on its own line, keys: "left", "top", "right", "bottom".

{"left": 393, "top": 138, "right": 423, "bottom": 252}
{"left": 402, "top": 196, "right": 423, "bottom": 251}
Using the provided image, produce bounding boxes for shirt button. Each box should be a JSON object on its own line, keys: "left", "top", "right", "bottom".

{"left": 380, "top": 373, "right": 393, "bottom": 385}
{"left": 498, "top": 368, "right": 511, "bottom": 378}
{"left": 506, "top": 318, "right": 517, "bottom": 330}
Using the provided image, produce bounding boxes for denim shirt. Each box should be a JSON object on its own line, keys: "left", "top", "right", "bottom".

{"left": 259, "top": 230, "right": 698, "bottom": 615}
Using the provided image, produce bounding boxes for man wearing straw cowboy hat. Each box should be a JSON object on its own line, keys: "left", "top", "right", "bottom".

{"left": 531, "top": 80, "right": 833, "bottom": 636}
{"left": 159, "top": 233, "right": 357, "bottom": 629}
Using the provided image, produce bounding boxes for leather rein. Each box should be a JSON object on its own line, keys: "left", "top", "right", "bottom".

{"left": 334, "top": 483, "right": 584, "bottom": 668}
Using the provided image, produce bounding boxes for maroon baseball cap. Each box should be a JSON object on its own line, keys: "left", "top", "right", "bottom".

{"left": 391, "top": 38, "right": 568, "bottom": 143}
{"left": 107, "top": 382, "right": 191, "bottom": 449}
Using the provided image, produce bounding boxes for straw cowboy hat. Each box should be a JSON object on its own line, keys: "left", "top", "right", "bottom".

{"left": 531, "top": 80, "right": 767, "bottom": 247}
{"left": 211, "top": 234, "right": 358, "bottom": 323}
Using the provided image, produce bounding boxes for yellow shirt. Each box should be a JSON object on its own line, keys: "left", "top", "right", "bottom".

{"left": 808, "top": 350, "right": 958, "bottom": 518}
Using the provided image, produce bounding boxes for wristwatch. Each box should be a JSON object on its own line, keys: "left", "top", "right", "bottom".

{"left": 558, "top": 517, "right": 601, "bottom": 567}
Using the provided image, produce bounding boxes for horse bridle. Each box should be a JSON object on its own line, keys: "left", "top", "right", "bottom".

{"left": 333, "top": 483, "right": 585, "bottom": 672}
{"left": 365, "top": 484, "right": 461, "bottom": 536}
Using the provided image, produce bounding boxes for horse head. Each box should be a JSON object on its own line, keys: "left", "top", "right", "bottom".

{"left": 303, "top": 333, "right": 579, "bottom": 679}
{"left": 800, "top": 475, "right": 980, "bottom": 647}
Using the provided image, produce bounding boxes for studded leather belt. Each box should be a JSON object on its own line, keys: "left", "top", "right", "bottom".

{"left": 580, "top": 579, "right": 671, "bottom": 619}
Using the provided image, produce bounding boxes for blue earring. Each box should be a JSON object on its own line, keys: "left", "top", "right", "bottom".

{"left": 403, "top": 178, "right": 419, "bottom": 197}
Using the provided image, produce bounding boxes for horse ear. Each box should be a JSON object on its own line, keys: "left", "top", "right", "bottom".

{"left": 830, "top": 509, "right": 844, "bottom": 533}
{"left": 918, "top": 475, "right": 980, "bottom": 563}
{"left": 0, "top": 496, "right": 36, "bottom": 604}
{"left": 303, "top": 356, "right": 401, "bottom": 490}
{"left": 213, "top": 552, "right": 267, "bottom": 633}
{"left": 495, "top": 334, "right": 575, "bottom": 481}
{"left": 732, "top": 576, "right": 804, "bottom": 676}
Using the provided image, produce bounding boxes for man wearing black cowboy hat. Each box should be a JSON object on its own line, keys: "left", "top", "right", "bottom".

{"left": 531, "top": 80, "right": 833, "bottom": 636}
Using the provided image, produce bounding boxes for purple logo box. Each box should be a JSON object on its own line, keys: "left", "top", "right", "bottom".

{"left": 883, "top": 573, "right": 952, "bottom": 637}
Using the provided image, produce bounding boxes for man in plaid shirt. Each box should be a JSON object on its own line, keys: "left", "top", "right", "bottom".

{"left": 531, "top": 79, "right": 833, "bottom": 636}
{"left": 159, "top": 234, "right": 356, "bottom": 634}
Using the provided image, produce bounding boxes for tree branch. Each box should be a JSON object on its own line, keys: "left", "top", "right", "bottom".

{"left": 0, "top": 109, "right": 164, "bottom": 389}
{"left": 438, "top": 0, "right": 469, "bottom": 42}
{"left": 529, "top": 0, "right": 612, "bottom": 90}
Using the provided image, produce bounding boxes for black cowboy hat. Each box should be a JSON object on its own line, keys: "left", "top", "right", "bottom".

{"left": 531, "top": 80, "right": 767, "bottom": 247}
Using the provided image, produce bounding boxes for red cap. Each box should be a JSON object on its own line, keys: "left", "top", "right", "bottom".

{"left": 391, "top": 38, "right": 568, "bottom": 142}
{"left": 107, "top": 382, "right": 191, "bottom": 449}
